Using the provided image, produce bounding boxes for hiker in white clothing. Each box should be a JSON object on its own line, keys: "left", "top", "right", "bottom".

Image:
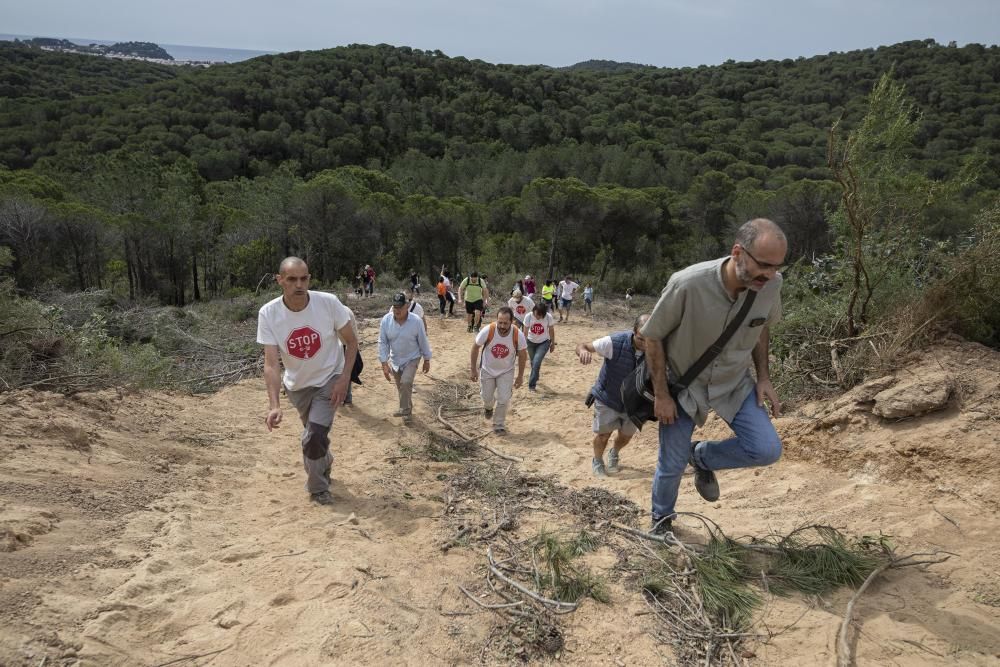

{"left": 507, "top": 289, "right": 535, "bottom": 330}
{"left": 470, "top": 307, "right": 528, "bottom": 435}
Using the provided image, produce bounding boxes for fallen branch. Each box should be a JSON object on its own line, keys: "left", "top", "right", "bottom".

{"left": 487, "top": 546, "right": 578, "bottom": 613}
{"left": 437, "top": 405, "right": 521, "bottom": 462}
{"left": 837, "top": 552, "right": 950, "bottom": 667}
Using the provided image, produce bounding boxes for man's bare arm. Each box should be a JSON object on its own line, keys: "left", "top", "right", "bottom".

{"left": 645, "top": 338, "right": 677, "bottom": 424}
{"left": 263, "top": 345, "right": 283, "bottom": 431}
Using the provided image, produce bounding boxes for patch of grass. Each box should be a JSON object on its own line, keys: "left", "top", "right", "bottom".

{"left": 534, "top": 530, "right": 610, "bottom": 604}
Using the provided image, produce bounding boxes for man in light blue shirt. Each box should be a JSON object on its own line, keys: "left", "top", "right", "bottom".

{"left": 379, "top": 292, "right": 433, "bottom": 424}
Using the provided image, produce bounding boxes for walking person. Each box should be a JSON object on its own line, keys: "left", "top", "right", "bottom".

{"left": 436, "top": 276, "right": 448, "bottom": 318}
{"left": 470, "top": 307, "right": 527, "bottom": 435}
{"left": 459, "top": 271, "right": 490, "bottom": 333}
{"left": 541, "top": 280, "right": 556, "bottom": 315}
{"left": 364, "top": 264, "right": 376, "bottom": 298}
{"left": 386, "top": 289, "right": 427, "bottom": 332}
{"left": 257, "top": 257, "right": 359, "bottom": 506}
{"left": 524, "top": 275, "right": 536, "bottom": 299}
{"left": 576, "top": 315, "right": 649, "bottom": 477}
{"left": 557, "top": 274, "right": 580, "bottom": 323}
{"left": 410, "top": 268, "right": 421, "bottom": 295}
{"left": 440, "top": 266, "right": 457, "bottom": 317}
{"left": 583, "top": 283, "right": 594, "bottom": 315}
{"left": 507, "top": 289, "right": 535, "bottom": 330}
{"left": 641, "top": 218, "right": 786, "bottom": 535}
{"left": 522, "top": 303, "right": 556, "bottom": 392}
{"left": 378, "top": 292, "right": 433, "bottom": 425}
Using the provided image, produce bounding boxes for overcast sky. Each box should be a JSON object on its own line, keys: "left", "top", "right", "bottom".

{"left": 3, "top": 0, "right": 998, "bottom": 67}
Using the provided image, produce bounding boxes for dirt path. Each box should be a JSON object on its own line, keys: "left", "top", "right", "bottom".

{"left": 1, "top": 309, "right": 999, "bottom": 665}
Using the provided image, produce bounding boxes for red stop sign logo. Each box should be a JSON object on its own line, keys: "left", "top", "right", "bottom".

{"left": 515, "top": 304, "right": 526, "bottom": 315}
{"left": 491, "top": 343, "right": 510, "bottom": 359}
{"left": 530, "top": 323, "right": 545, "bottom": 335}
{"left": 286, "top": 327, "right": 322, "bottom": 359}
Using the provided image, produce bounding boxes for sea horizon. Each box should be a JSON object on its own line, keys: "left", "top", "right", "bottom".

{"left": 0, "top": 33, "right": 276, "bottom": 63}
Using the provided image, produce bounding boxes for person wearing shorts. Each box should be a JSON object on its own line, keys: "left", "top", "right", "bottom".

{"left": 576, "top": 314, "right": 649, "bottom": 477}
{"left": 459, "top": 271, "right": 489, "bottom": 333}
{"left": 557, "top": 275, "right": 580, "bottom": 322}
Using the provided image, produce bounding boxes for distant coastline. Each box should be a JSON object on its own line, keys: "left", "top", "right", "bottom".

{"left": 0, "top": 33, "right": 275, "bottom": 64}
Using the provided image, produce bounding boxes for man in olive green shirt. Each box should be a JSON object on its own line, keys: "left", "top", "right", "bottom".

{"left": 640, "top": 218, "right": 786, "bottom": 535}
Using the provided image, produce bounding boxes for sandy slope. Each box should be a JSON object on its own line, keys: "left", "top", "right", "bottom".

{"left": 1, "top": 304, "right": 999, "bottom": 666}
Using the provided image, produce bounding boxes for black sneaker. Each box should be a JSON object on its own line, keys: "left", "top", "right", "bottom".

{"left": 650, "top": 516, "right": 673, "bottom": 536}
{"left": 310, "top": 491, "right": 333, "bottom": 506}
{"left": 690, "top": 443, "right": 720, "bottom": 502}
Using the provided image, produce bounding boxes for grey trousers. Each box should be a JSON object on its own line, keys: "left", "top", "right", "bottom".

{"left": 285, "top": 373, "right": 340, "bottom": 494}
{"left": 392, "top": 359, "right": 419, "bottom": 415}
{"left": 480, "top": 370, "right": 514, "bottom": 428}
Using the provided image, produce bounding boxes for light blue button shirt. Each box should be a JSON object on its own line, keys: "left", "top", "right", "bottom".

{"left": 378, "top": 311, "right": 432, "bottom": 370}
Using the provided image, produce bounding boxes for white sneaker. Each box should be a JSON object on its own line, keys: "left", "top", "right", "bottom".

{"left": 592, "top": 458, "right": 607, "bottom": 478}
{"left": 607, "top": 448, "right": 620, "bottom": 473}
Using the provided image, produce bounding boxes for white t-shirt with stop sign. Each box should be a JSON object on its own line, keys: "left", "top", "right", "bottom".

{"left": 522, "top": 312, "right": 555, "bottom": 344}
{"left": 507, "top": 295, "right": 534, "bottom": 321}
{"left": 257, "top": 291, "right": 352, "bottom": 391}
{"left": 475, "top": 324, "right": 527, "bottom": 379}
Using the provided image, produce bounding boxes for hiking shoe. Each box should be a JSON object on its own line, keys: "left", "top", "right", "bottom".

{"left": 467, "top": 325, "right": 474, "bottom": 333}
{"left": 484, "top": 407, "right": 494, "bottom": 419}
{"left": 592, "top": 458, "right": 608, "bottom": 478}
{"left": 493, "top": 426, "right": 507, "bottom": 435}
{"left": 392, "top": 409, "right": 411, "bottom": 417}
{"left": 650, "top": 516, "right": 673, "bottom": 536}
{"left": 690, "top": 443, "right": 720, "bottom": 502}
{"left": 607, "top": 448, "right": 620, "bottom": 473}
{"left": 310, "top": 491, "right": 333, "bottom": 506}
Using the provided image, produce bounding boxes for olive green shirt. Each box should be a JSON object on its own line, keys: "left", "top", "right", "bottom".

{"left": 640, "top": 256, "right": 782, "bottom": 426}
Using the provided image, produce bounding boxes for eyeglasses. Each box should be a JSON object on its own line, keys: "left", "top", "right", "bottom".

{"left": 738, "top": 245, "right": 786, "bottom": 272}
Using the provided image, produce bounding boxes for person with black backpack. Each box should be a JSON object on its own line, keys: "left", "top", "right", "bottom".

{"left": 639, "top": 219, "right": 787, "bottom": 536}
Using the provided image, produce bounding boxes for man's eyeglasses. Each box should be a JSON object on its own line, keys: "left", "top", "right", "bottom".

{"left": 738, "top": 245, "right": 786, "bottom": 272}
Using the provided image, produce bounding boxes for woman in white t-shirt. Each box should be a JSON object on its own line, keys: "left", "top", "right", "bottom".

{"left": 521, "top": 302, "right": 557, "bottom": 391}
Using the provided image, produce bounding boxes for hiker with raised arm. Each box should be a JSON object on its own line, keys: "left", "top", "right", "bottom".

{"left": 640, "top": 219, "right": 786, "bottom": 535}
{"left": 577, "top": 314, "right": 649, "bottom": 477}
{"left": 257, "top": 257, "right": 358, "bottom": 506}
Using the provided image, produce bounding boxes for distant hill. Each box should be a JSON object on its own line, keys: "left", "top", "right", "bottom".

{"left": 17, "top": 37, "right": 173, "bottom": 60}
{"left": 562, "top": 59, "right": 655, "bottom": 72}
{"left": 0, "top": 39, "right": 996, "bottom": 197}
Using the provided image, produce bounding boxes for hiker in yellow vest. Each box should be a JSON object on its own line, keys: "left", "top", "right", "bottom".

{"left": 470, "top": 307, "right": 527, "bottom": 435}
{"left": 459, "top": 270, "right": 490, "bottom": 333}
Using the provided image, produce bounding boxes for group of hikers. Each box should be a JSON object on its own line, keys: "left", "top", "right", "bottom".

{"left": 258, "top": 218, "right": 787, "bottom": 536}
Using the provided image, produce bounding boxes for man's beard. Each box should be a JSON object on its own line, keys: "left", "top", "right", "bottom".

{"left": 735, "top": 255, "right": 767, "bottom": 288}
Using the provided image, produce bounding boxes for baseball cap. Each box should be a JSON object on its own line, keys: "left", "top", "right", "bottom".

{"left": 392, "top": 292, "right": 407, "bottom": 306}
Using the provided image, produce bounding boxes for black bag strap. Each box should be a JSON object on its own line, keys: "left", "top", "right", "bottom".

{"left": 673, "top": 290, "right": 757, "bottom": 390}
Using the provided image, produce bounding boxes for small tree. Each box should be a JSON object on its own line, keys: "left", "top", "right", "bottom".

{"left": 827, "top": 71, "right": 978, "bottom": 336}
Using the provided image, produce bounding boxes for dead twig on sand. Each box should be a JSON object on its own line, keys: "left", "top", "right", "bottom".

{"left": 836, "top": 551, "right": 951, "bottom": 667}
{"left": 151, "top": 646, "right": 230, "bottom": 667}
{"left": 437, "top": 405, "right": 521, "bottom": 462}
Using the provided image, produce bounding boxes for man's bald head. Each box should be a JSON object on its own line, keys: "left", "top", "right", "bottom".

{"left": 734, "top": 218, "right": 786, "bottom": 251}
{"left": 279, "top": 256, "right": 308, "bottom": 276}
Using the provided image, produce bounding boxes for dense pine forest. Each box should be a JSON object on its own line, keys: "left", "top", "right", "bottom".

{"left": 0, "top": 38, "right": 998, "bottom": 391}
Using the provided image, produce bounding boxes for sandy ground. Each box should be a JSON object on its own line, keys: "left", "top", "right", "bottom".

{"left": 1, "top": 301, "right": 999, "bottom": 666}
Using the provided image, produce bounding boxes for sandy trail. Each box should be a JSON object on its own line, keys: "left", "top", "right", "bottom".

{"left": 1, "top": 307, "right": 999, "bottom": 666}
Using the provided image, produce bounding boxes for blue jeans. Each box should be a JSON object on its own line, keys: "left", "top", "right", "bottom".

{"left": 651, "top": 388, "right": 781, "bottom": 520}
{"left": 526, "top": 340, "right": 550, "bottom": 389}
